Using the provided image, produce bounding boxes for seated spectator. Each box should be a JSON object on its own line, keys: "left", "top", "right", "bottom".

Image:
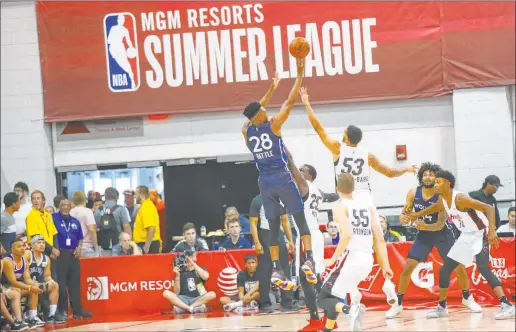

{"left": 1, "top": 239, "right": 44, "bottom": 328}
{"left": 26, "top": 235, "right": 66, "bottom": 323}
{"left": 380, "top": 215, "right": 401, "bottom": 242}
{"left": 112, "top": 233, "right": 142, "bottom": 256}
{"left": 497, "top": 207, "right": 515, "bottom": 236}
{"left": 172, "top": 223, "right": 208, "bottom": 253}
{"left": 163, "top": 251, "right": 216, "bottom": 313}
{"left": 326, "top": 220, "right": 340, "bottom": 245}
{"left": 225, "top": 207, "right": 251, "bottom": 234}
{"left": 219, "top": 254, "right": 259, "bottom": 312}
{"left": 219, "top": 219, "right": 252, "bottom": 251}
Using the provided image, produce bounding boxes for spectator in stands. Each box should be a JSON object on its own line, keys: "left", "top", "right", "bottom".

{"left": 92, "top": 197, "right": 104, "bottom": 213}
{"left": 219, "top": 219, "right": 252, "bottom": 250}
{"left": 123, "top": 189, "right": 140, "bottom": 230}
{"left": 380, "top": 215, "right": 400, "bottom": 242}
{"left": 112, "top": 232, "right": 142, "bottom": 256}
{"left": 1, "top": 239, "right": 44, "bottom": 328}
{"left": 172, "top": 223, "right": 209, "bottom": 252}
{"left": 45, "top": 206, "right": 55, "bottom": 214}
{"left": 220, "top": 254, "right": 260, "bottom": 312}
{"left": 1, "top": 193, "right": 20, "bottom": 254}
{"left": 225, "top": 207, "right": 251, "bottom": 234}
{"left": 54, "top": 199, "right": 92, "bottom": 319}
{"left": 469, "top": 175, "right": 503, "bottom": 229}
{"left": 12, "top": 182, "right": 32, "bottom": 240}
{"left": 0, "top": 254, "right": 28, "bottom": 331}
{"left": 53, "top": 195, "right": 66, "bottom": 213}
{"left": 163, "top": 251, "right": 216, "bottom": 313}
{"left": 70, "top": 191, "right": 100, "bottom": 258}
{"left": 86, "top": 190, "right": 96, "bottom": 209}
{"left": 26, "top": 191, "right": 59, "bottom": 259}
{"left": 326, "top": 220, "right": 340, "bottom": 245}
{"left": 497, "top": 207, "right": 515, "bottom": 236}
{"left": 134, "top": 186, "right": 161, "bottom": 254}
{"left": 94, "top": 187, "right": 131, "bottom": 256}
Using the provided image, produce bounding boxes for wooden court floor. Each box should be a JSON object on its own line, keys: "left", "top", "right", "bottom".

{"left": 51, "top": 307, "right": 515, "bottom": 331}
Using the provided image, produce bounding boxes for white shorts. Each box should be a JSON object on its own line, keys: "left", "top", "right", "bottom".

{"left": 329, "top": 251, "right": 373, "bottom": 299}
{"left": 447, "top": 231, "right": 485, "bottom": 268}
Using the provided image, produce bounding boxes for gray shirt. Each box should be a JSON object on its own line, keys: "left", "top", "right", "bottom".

{"left": 1, "top": 211, "right": 15, "bottom": 234}
{"left": 95, "top": 201, "right": 131, "bottom": 233}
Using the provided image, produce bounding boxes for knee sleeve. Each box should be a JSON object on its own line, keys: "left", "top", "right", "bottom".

{"left": 292, "top": 211, "right": 310, "bottom": 237}
{"left": 268, "top": 217, "right": 282, "bottom": 246}
{"left": 439, "top": 257, "right": 460, "bottom": 289}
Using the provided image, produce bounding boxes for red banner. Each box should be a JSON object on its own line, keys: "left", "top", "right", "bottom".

{"left": 36, "top": 2, "right": 515, "bottom": 122}
{"left": 81, "top": 239, "right": 515, "bottom": 315}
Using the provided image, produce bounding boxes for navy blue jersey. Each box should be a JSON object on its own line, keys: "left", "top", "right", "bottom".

{"left": 246, "top": 121, "right": 288, "bottom": 174}
{"left": 413, "top": 186, "right": 447, "bottom": 238}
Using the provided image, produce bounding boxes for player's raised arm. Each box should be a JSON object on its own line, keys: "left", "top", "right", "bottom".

{"left": 368, "top": 153, "right": 417, "bottom": 178}
{"left": 300, "top": 87, "right": 341, "bottom": 158}
{"left": 259, "top": 72, "right": 281, "bottom": 108}
{"left": 456, "top": 193, "right": 499, "bottom": 247}
{"left": 284, "top": 147, "right": 309, "bottom": 198}
{"left": 241, "top": 120, "right": 251, "bottom": 141}
{"left": 270, "top": 59, "right": 305, "bottom": 135}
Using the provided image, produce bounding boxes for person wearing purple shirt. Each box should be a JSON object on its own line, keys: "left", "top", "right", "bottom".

{"left": 326, "top": 220, "right": 340, "bottom": 245}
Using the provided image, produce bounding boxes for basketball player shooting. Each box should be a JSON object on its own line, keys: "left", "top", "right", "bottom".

{"left": 318, "top": 173, "right": 393, "bottom": 332}
{"left": 386, "top": 163, "right": 481, "bottom": 319}
{"left": 403, "top": 170, "right": 515, "bottom": 320}
{"left": 242, "top": 59, "right": 317, "bottom": 290}
{"left": 299, "top": 87, "right": 416, "bottom": 206}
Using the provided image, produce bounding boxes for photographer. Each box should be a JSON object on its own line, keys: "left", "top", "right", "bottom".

{"left": 162, "top": 251, "right": 216, "bottom": 314}
{"left": 219, "top": 254, "right": 259, "bottom": 312}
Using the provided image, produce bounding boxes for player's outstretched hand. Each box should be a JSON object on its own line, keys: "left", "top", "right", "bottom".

{"left": 488, "top": 229, "right": 500, "bottom": 248}
{"left": 382, "top": 268, "right": 394, "bottom": 280}
{"left": 272, "top": 71, "right": 281, "bottom": 90}
{"left": 299, "top": 87, "right": 309, "bottom": 105}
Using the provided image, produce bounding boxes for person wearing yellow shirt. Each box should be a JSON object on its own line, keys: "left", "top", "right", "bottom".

{"left": 133, "top": 186, "right": 161, "bottom": 254}
{"left": 25, "top": 190, "right": 60, "bottom": 259}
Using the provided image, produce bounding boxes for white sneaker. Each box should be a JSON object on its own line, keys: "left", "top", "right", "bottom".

{"left": 385, "top": 304, "right": 403, "bottom": 319}
{"left": 249, "top": 300, "right": 259, "bottom": 310}
{"left": 462, "top": 295, "right": 482, "bottom": 313}
{"left": 349, "top": 304, "right": 366, "bottom": 331}
{"left": 494, "top": 303, "right": 515, "bottom": 320}
{"left": 426, "top": 305, "right": 448, "bottom": 319}
{"left": 223, "top": 304, "right": 234, "bottom": 312}
{"left": 382, "top": 280, "right": 397, "bottom": 305}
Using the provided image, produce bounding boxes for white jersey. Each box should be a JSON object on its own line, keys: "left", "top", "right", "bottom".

{"left": 335, "top": 145, "right": 371, "bottom": 193}
{"left": 442, "top": 190, "right": 488, "bottom": 233}
{"left": 304, "top": 182, "right": 323, "bottom": 230}
{"left": 341, "top": 198, "right": 374, "bottom": 254}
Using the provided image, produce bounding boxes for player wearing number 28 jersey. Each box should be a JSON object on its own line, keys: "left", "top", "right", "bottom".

{"left": 298, "top": 87, "right": 416, "bottom": 206}
{"left": 242, "top": 60, "right": 317, "bottom": 292}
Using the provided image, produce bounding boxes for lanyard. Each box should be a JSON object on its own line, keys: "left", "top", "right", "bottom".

{"left": 62, "top": 219, "right": 71, "bottom": 236}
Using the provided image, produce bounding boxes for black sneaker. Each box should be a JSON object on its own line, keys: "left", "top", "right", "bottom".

{"left": 9, "top": 320, "right": 29, "bottom": 331}
{"left": 73, "top": 310, "right": 93, "bottom": 319}
{"left": 25, "top": 317, "right": 45, "bottom": 328}
{"left": 53, "top": 313, "right": 67, "bottom": 324}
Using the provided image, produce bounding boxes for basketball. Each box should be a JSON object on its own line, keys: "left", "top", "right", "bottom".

{"left": 289, "top": 37, "right": 310, "bottom": 59}
{"left": 126, "top": 47, "right": 137, "bottom": 59}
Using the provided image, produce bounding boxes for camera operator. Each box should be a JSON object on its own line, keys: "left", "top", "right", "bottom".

{"left": 219, "top": 254, "right": 259, "bottom": 312}
{"left": 163, "top": 251, "right": 216, "bottom": 313}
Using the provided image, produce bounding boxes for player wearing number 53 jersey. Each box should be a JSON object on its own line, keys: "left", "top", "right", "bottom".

{"left": 299, "top": 87, "right": 416, "bottom": 204}
{"left": 318, "top": 173, "right": 393, "bottom": 332}
{"left": 242, "top": 59, "right": 317, "bottom": 292}
{"left": 404, "top": 170, "right": 514, "bottom": 320}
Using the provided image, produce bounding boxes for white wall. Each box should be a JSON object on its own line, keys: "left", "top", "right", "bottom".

{"left": 452, "top": 86, "right": 515, "bottom": 202}
{"left": 0, "top": 1, "right": 57, "bottom": 198}
{"left": 53, "top": 96, "right": 455, "bottom": 208}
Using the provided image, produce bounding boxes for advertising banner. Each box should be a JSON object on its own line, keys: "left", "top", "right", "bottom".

{"left": 36, "top": 2, "right": 515, "bottom": 122}
{"left": 81, "top": 239, "right": 515, "bottom": 315}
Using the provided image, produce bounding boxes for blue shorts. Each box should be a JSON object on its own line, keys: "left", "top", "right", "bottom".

{"left": 408, "top": 228, "right": 455, "bottom": 262}
{"left": 258, "top": 170, "right": 304, "bottom": 219}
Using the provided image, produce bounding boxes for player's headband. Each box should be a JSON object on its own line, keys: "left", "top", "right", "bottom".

{"left": 31, "top": 234, "right": 45, "bottom": 244}
{"left": 243, "top": 101, "right": 262, "bottom": 120}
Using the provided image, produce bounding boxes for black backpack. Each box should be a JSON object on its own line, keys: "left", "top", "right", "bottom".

{"left": 98, "top": 205, "right": 120, "bottom": 250}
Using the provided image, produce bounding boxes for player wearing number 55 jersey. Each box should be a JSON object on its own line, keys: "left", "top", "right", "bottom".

{"left": 404, "top": 170, "right": 514, "bottom": 320}
{"left": 242, "top": 59, "right": 317, "bottom": 291}
{"left": 299, "top": 87, "right": 416, "bottom": 205}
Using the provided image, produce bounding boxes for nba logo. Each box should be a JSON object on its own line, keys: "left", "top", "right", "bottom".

{"left": 103, "top": 13, "right": 140, "bottom": 92}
